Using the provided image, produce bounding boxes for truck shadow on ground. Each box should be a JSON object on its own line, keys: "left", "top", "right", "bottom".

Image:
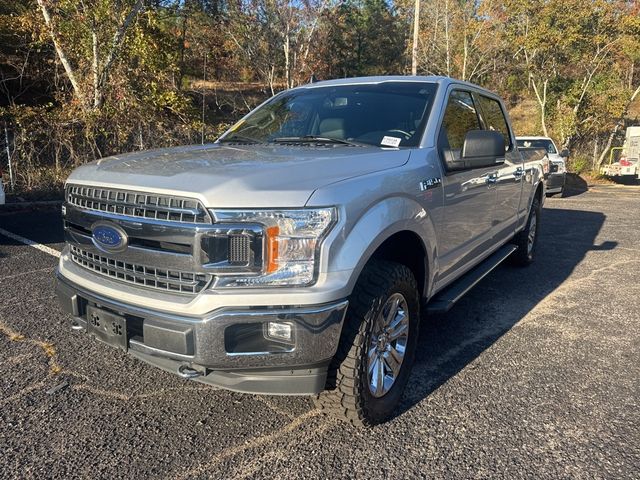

{"left": 561, "top": 173, "right": 589, "bottom": 198}
{"left": 396, "top": 207, "right": 615, "bottom": 419}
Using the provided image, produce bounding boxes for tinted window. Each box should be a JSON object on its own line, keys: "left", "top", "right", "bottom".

{"left": 221, "top": 82, "right": 437, "bottom": 147}
{"left": 477, "top": 95, "right": 511, "bottom": 150}
{"left": 516, "top": 139, "right": 557, "bottom": 154}
{"left": 439, "top": 90, "right": 481, "bottom": 152}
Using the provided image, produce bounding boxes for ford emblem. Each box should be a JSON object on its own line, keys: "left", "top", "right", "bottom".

{"left": 91, "top": 222, "right": 128, "bottom": 252}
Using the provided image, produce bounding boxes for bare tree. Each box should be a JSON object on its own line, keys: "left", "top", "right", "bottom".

{"left": 411, "top": 0, "right": 420, "bottom": 76}
{"left": 36, "top": 0, "right": 87, "bottom": 107}
{"left": 37, "top": 0, "right": 145, "bottom": 111}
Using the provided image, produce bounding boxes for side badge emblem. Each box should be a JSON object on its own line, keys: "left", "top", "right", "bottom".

{"left": 419, "top": 178, "right": 442, "bottom": 191}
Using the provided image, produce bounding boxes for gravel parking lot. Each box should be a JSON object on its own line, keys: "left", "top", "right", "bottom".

{"left": 1, "top": 186, "right": 639, "bottom": 479}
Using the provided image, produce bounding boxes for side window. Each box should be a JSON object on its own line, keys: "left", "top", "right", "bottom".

{"left": 477, "top": 95, "right": 512, "bottom": 150}
{"left": 439, "top": 90, "right": 482, "bottom": 155}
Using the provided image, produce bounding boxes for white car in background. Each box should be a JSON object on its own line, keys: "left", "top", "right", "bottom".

{"left": 516, "top": 136, "right": 568, "bottom": 196}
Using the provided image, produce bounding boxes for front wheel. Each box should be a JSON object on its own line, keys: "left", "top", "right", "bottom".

{"left": 314, "top": 260, "right": 420, "bottom": 426}
{"left": 510, "top": 196, "right": 540, "bottom": 266}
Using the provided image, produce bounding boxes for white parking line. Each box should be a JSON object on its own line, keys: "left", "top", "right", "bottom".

{"left": 0, "top": 227, "right": 61, "bottom": 258}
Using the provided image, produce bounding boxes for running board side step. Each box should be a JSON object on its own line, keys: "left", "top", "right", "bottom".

{"left": 426, "top": 244, "right": 517, "bottom": 315}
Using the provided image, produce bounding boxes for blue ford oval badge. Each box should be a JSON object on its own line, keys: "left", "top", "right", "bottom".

{"left": 92, "top": 223, "right": 127, "bottom": 252}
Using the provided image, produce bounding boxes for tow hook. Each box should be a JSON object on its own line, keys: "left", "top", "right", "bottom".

{"left": 71, "top": 320, "right": 84, "bottom": 331}
{"left": 177, "top": 364, "right": 204, "bottom": 379}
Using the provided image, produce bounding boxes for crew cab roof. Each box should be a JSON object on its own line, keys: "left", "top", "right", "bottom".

{"left": 296, "top": 75, "right": 500, "bottom": 97}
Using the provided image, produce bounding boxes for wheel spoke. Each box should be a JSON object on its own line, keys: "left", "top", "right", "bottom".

{"left": 375, "top": 356, "right": 385, "bottom": 396}
{"left": 384, "top": 348, "right": 402, "bottom": 376}
{"left": 385, "top": 296, "right": 401, "bottom": 324}
{"left": 368, "top": 345, "right": 377, "bottom": 363}
{"left": 388, "top": 308, "right": 405, "bottom": 330}
{"left": 387, "top": 316, "right": 408, "bottom": 341}
{"left": 368, "top": 351, "right": 378, "bottom": 376}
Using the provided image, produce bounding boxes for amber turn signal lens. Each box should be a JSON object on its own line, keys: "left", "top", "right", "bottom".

{"left": 266, "top": 226, "right": 279, "bottom": 273}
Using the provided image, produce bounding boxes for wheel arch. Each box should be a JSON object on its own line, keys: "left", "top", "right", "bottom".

{"left": 327, "top": 196, "right": 437, "bottom": 301}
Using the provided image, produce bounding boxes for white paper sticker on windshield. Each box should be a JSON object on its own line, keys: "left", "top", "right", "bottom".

{"left": 381, "top": 136, "right": 401, "bottom": 147}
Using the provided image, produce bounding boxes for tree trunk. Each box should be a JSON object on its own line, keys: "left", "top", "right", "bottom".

{"left": 462, "top": 33, "right": 468, "bottom": 81}
{"left": 92, "top": 29, "right": 101, "bottom": 109}
{"left": 94, "top": 0, "right": 145, "bottom": 109}
{"left": 444, "top": 0, "right": 451, "bottom": 77}
{"left": 531, "top": 77, "right": 549, "bottom": 137}
{"left": 36, "top": 0, "right": 87, "bottom": 108}
{"left": 283, "top": 30, "right": 291, "bottom": 89}
{"left": 411, "top": 0, "right": 420, "bottom": 76}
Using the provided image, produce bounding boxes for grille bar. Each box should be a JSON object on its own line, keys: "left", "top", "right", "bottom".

{"left": 66, "top": 185, "right": 211, "bottom": 224}
{"left": 70, "top": 246, "right": 210, "bottom": 294}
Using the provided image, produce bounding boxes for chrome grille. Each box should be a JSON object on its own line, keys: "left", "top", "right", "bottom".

{"left": 66, "top": 185, "right": 211, "bottom": 224}
{"left": 70, "top": 246, "right": 211, "bottom": 294}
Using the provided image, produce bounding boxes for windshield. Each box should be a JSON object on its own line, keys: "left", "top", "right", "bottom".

{"left": 220, "top": 82, "right": 437, "bottom": 148}
{"left": 517, "top": 139, "right": 557, "bottom": 154}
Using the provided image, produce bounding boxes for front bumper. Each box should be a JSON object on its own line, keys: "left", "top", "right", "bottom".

{"left": 56, "top": 272, "right": 348, "bottom": 395}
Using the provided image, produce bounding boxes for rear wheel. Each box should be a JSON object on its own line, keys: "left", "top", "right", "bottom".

{"left": 511, "top": 196, "right": 540, "bottom": 266}
{"left": 314, "top": 260, "right": 420, "bottom": 426}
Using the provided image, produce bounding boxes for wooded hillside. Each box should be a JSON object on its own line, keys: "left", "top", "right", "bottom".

{"left": 1, "top": 0, "right": 639, "bottom": 196}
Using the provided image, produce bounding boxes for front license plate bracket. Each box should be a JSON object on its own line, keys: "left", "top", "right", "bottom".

{"left": 86, "top": 305, "right": 128, "bottom": 351}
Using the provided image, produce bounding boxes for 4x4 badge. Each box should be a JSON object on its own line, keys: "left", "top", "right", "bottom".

{"left": 419, "top": 178, "right": 442, "bottom": 191}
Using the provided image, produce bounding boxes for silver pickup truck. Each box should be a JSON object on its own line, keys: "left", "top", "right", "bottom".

{"left": 56, "top": 76, "right": 544, "bottom": 425}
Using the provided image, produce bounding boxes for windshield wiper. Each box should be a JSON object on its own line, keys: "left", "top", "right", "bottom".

{"left": 272, "top": 135, "right": 366, "bottom": 147}
{"left": 218, "top": 134, "right": 260, "bottom": 144}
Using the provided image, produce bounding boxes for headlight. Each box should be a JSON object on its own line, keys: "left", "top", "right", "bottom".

{"left": 209, "top": 208, "right": 336, "bottom": 287}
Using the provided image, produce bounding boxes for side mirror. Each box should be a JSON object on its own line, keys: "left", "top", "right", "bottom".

{"left": 442, "top": 130, "right": 506, "bottom": 171}
{"left": 462, "top": 130, "right": 505, "bottom": 159}
{"left": 444, "top": 130, "right": 505, "bottom": 171}
{"left": 560, "top": 149, "right": 569, "bottom": 158}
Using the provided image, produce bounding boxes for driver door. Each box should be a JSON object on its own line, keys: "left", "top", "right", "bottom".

{"left": 434, "top": 89, "right": 498, "bottom": 286}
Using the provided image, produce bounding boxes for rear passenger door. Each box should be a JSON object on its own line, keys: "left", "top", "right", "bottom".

{"left": 475, "top": 94, "right": 523, "bottom": 241}
{"left": 435, "top": 89, "right": 499, "bottom": 285}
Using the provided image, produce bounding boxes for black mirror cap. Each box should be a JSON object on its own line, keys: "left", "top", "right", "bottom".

{"left": 560, "top": 149, "right": 570, "bottom": 158}
{"left": 462, "top": 130, "right": 505, "bottom": 159}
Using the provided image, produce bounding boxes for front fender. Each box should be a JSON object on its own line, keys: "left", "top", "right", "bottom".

{"left": 323, "top": 196, "right": 438, "bottom": 298}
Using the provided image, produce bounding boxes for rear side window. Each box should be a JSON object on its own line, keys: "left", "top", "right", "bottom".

{"left": 439, "top": 90, "right": 481, "bottom": 152}
{"left": 477, "top": 95, "right": 511, "bottom": 150}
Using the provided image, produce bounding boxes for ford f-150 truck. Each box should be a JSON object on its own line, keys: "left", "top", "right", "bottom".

{"left": 56, "top": 76, "right": 545, "bottom": 425}
{"left": 517, "top": 136, "right": 567, "bottom": 196}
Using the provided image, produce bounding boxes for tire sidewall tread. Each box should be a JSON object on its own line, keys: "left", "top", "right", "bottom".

{"left": 315, "top": 260, "right": 420, "bottom": 426}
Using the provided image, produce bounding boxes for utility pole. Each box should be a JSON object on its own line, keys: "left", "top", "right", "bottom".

{"left": 411, "top": 0, "right": 420, "bottom": 76}
{"left": 201, "top": 52, "right": 207, "bottom": 145}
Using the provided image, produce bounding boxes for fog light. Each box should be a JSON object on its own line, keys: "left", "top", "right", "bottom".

{"left": 265, "top": 322, "right": 293, "bottom": 342}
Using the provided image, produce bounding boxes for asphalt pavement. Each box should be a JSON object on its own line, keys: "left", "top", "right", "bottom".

{"left": 0, "top": 185, "right": 639, "bottom": 479}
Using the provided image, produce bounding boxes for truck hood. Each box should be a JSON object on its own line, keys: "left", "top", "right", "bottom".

{"left": 67, "top": 143, "right": 411, "bottom": 208}
{"left": 547, "top": 153, "right": 566, "bottom": 164}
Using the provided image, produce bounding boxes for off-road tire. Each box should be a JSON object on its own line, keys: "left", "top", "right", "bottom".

{"left": 314, "top": 260, "right": 420, "bottom": 426}
{"left": 510, "top": 196, "right": 540, "bottom": 266}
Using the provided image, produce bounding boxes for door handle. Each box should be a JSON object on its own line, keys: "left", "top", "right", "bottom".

{"left": 514, "top": 167, "right": 525, "bottom": 181}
